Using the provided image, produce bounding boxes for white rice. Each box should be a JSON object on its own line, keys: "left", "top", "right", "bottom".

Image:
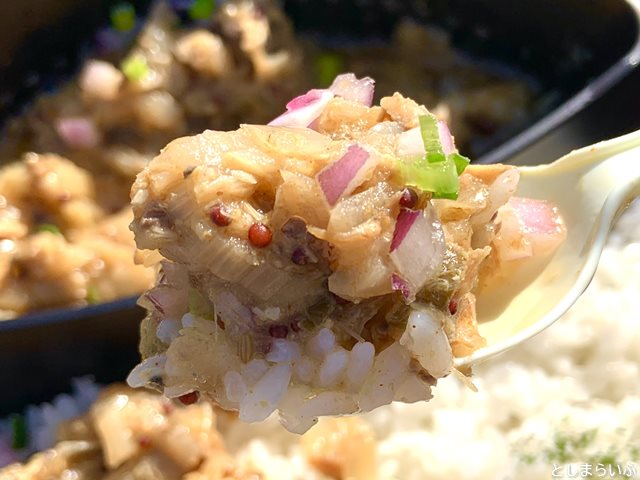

{"left": 223, "top": 198, "right": 640, "bottom": 479}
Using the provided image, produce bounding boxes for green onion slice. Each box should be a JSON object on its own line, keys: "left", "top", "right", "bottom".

{"left": 86, "top": 284, "right": 101, "bottom": 305}
{"left": 10, "top": 414, "right": 27, "bottom": 450}
{"left": 110, "top": 3, "right": 136, "bottom": 32}
{"left": 418, "top": 114, "right": 446, "bottom": 164}
{"left": 188, "top": 288, "right": 214, "bottom": 320}
{"left": 37, "top": 224, "right": 62, "bottom": 235}
{"left": 189, "top": 0, "right": 216, "bottom": 20}
{"left": 315, "top": 52, "right": 344, "bottom": 88}
{"left": 450, "top": 152, "right": 470, "bottom": 176}
{"left": 120, "top": 54, "right": 149, "bottom": 83}
{"left": 398, "top": 155, "right": 460, "bottom": 200}
{"left": 397, "top": 114, "right": 471, "bottom": 199}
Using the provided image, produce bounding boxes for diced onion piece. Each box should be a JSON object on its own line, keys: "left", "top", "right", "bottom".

{"left": 437, "top": 119, "right": 470, "bottom": 175}
{"left": 268, "top": 89, "right": 335, "bottom": 128}
{"left": 286, "top": 89, "right": 325, "bottom": 110}
{"left": 54, "top": 117, "right": 100, "bottom": 149}
{"left": 80, "top": 60, "right": 124, "bottom": 101}
{"left": 397, "top": 119, "right": 458, "bottom": 157}
{"left": 437, "top": 120, "right": 456, "bottom": 155}
{"left": 329, "top": 73, "right": 375, "bottom": 107}
{"left": 317, "top": 144, "right": 371, "bottom": 206}
{"left": 141, "top": 285, "right": 186, "bottom": 319}
{"left": 396, "top": 127, "right": 423, "bottom": 157}
{"left": 389, "top": 204, "right": 446, "bottom": 296}
{"left": 471, "top": 168, "right": 520, "bottom": 226}
{"left": 0, "top": 436, "right": 19, "bottom": 465}
{"left": 493, "top": 203, "right": 533, "bottom": 262}
{"left": 389, "top": 209, "right": 419, "bottom": 252}
{"left": 507, "top": 196, "right": 567, "bottom": 257}
{"left": 391, "top": 273, "right": 411, "bottom": 300}
{"left": 95, "top": 28, "right": 127, "bottom": 55}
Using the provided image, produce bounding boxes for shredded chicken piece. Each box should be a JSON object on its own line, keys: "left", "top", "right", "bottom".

{"left": 301, "top": 417, "right": 378, "bottom": 480}
{"left": 1, "top": 386, "right": 261, "bottom": 480}
{"left": 380, "top": 93, "right": 429, "bottom": 129}
{"left": 175, "top": 30, "right": 232, "bottom": 78}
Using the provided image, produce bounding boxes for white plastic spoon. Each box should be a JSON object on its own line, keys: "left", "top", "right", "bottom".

{"left": 456, "top": 129, "right": 640, "bottom": 368}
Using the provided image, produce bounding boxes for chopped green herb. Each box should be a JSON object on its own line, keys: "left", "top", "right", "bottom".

{"left": 573, "top": 429, "right": 598, "bottom": 450}
{"left": 37, "top": 223, "right": 62, "bottom": 235}
{"left": 189, "top": 0, "right": 216, "bottom": 20}
{"left": 519, "top": 452, "right": 537, "bottom": 465}
{"left": 121, "top": 54, "right": 149, "bottom": 82}
{"left": 398, "top": 154, "right": 460, "bottom": 199}
{"left": 188, "top": 288, "right": 214, "bottom": 320}
{"left": 418, "top": 114, "right": 445, "bottom": 163}
{"left": 589, "top": 452, "right": 619, "bottom": 467}
{"left": 548, "top": 433, "right": 570, "bottom": 463}
{"left": 397, "top": 114, "right": 470, "bottom": 199}
{"left": 450, "top": 152, "right": 470, "bottom": 175}
{"left": 110, "top": 3, "right": 136, "bottom": 32}
{"left": 86, "top": 284, "right": 101, "bottom": 305}
{"left": 315, "top": 52, "right": 344, "bottom": 87}
{"left": 515, "top": 427, "right": 634, "bottom": 472}
{"left": 10, "top": 414, "right": 27, "bottom": 450}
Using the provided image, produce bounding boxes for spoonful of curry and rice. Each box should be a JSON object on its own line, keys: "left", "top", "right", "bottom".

{"left": 126, "top": 74, "right": 637, "bottom": 434}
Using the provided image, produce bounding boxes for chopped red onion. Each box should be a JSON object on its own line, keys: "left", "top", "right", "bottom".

{"left": 144, "top": 291, "right": 165, "bottom": 315}
{"left": 141, "top": 285, "right": 186, "bottom": 319}
{"left": 471, "top": 168, "right": 521, "bottom": 226}
{"left": 507, "top": 196, "right": 567, "bottom": 257}
{"left": 509, "top": 197, "right": 564, "bottom": 236}
{"left": 396, "top": 119, "right": 457, "bottom": 157}
{"left": 390, "top": 208, "right": 420, "bottom": 252}
{"left": 95, "top": 28, "right": 128, "bottom": 55}
{"left": 329, "top": 73, "right": 375, "bottom": 107}
{"left": 391, "top": 273, "right": 411, "bottom": 300}
{"left": 268, "top": 89, "right": 334, "bottom": 128}
{"left": 0, "top": 436, "right": 19, "bottom": 466}
{"left": 55, "top": 117, "right": 100, "bottom": 149}
{"left": 317, "top": 144, "right": 371, "bottom": 206}
{"left": 389, "top": 204, "right": 446, "bottom": 295}
{"left": 286, "top": 89, "right": 325, "bottom": 109}
{"left": 437, "top": 120, "right": 457, "bottom": 155}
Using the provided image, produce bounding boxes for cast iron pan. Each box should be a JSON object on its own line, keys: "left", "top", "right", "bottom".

{"left": 0, "top": 0, "right": 639, "bottom": 413}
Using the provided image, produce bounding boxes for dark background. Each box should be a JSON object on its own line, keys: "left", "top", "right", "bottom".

{"left": 512, "top": 66, "right": 640, "bottom": 165}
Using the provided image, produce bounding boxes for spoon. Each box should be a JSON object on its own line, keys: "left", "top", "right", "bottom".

{"left": 455, "top": 129, "right": 640, "bottom": 368}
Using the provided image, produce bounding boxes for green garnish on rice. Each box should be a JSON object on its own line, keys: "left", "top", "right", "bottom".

{"left": 10, "top": 414, "right": 27, "bottom": 450}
